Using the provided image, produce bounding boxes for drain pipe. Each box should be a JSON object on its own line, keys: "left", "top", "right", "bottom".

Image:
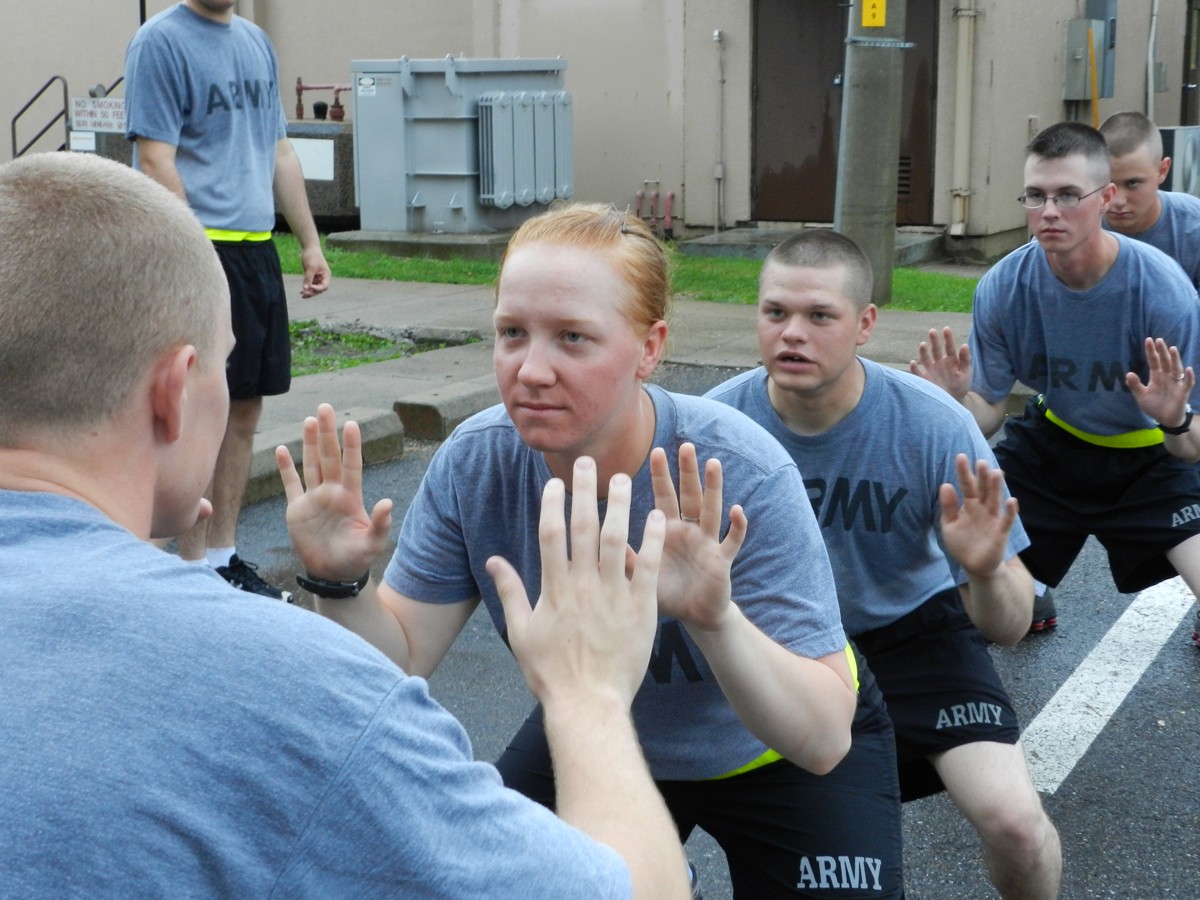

{"left": 949, "top": 1, "right": 978, "bottom": 237}
{"left": 1147, "top": 0, "right": 1161, "bottom": 118}
{"left": 713, "top": 28, "right": 726, "bottom": 234}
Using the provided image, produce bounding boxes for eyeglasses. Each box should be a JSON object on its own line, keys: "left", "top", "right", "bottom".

{"left": 1016, "top": 185, "right": 1106, "bottom": 210}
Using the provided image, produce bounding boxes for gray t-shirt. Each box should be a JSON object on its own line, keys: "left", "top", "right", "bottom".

{"left": 969, "top": 233, "right": 1200, "bottom": 435}
{"left": 124, "top": 4, "right": 286, "bottom": 231}
{"left": 0, "top": 490, "right": 629, "bottom": 898}
{"left": 707, "top": 361, "right": 1029, "bottom": 635}
{"left": 385, "top": 386, "right": 847, "bottom": 781}
{"left": 1104, "top": 189, "right": 1200, "bottom": 289}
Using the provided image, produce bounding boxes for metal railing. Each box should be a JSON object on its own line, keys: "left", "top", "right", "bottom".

{"left": 11, "top": 75, "right": 69, "bottom": 159}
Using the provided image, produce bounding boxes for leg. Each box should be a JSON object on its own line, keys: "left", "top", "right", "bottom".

{"left": 1165, "top": 535, "right": 1200, "bottom": 647}
{"left": 933, "top": 741, "right": 1061, "bottom": 900}
{"left": 205, "top": 396, "right": 263, "bottom": 549}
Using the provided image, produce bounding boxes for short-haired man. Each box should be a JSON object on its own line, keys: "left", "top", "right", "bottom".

{"left": 912, "top": 121, "right": 1200, "bottom": 649}
{"left": 708, "top": 229, "right": 1061, "bottom": 899}
{"left": 0, "top": 152, "right": 689, "bottom": 899}
{"left": 1099, "top": 110, "right": 1200, "bottom": 289}
{"left": 125, "top": 0, "right": 332, "bottom": 599}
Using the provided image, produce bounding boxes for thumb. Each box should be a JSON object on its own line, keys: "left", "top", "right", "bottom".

{"left": 487, "top": 555, "right": 532, "bottom": 641}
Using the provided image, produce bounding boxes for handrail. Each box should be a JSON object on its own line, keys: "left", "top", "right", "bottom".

{"left": 11, "top": 75, "right": 69, "bottom": 159}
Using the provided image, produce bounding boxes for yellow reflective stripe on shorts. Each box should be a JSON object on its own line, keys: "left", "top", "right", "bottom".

{"left": 204, "top": 228, "right": 272, "bottom": 242}
{"left": 1043, "top": 405, "right": 1164, "bottom": 448}
{"left": 706, "top": 642, "right": 859, "bottom": 781}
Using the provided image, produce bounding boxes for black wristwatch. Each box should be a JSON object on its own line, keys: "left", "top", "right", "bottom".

{"left": 1158, "top": 405, "right": 1194, "bottom": 436}
{"left": 296, "top": 570, "right": 371, "bottom": 599}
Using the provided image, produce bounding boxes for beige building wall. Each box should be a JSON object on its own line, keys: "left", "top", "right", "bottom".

{"left": 4, "top": 0, "right": 1194, "bottom": 244}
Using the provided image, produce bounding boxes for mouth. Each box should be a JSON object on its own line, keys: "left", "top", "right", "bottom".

{"left": 773, "top": 351, "right": 815, "bottom": 371}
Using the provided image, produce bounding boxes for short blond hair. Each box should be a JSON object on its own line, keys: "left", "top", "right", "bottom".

{"left": 499, "top": 202, "right": 671, "bottom": 333}
{"left": 0, "top": 153, "right": 225, "bottom": 443}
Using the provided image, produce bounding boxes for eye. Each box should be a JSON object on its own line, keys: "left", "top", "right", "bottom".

{"left": 498, "top": 325, "right": 524, "bottom": 340}
{"left": 562, "top": 331, "right": 586, "bottom": 344}
{"left": 763, "top": 307, "right": 786, "bottom": 320}
{"left": 1057, "top": 192, "right": 1081, "bottom": 204}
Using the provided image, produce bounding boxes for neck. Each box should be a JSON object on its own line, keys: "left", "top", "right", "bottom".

{"left": 184, "top": 1, "right": 234, "bottom": 24}
{"left": 766, "top": 359, "right": 866, "bottom": 437}
{"left": 1045, "top": 229, "right": 1119, "bottom": 291}
{"left": 0, "top": 441, "right": 154, "bottom": 539}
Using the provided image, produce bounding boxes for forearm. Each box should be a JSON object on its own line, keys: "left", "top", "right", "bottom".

{"left": 273, "top": 143, "right": 321, "bottom": 249}
{"left": 134, "top": 139, "right": 187, "bottom": 203}
{"left": 1163, "top": 430, "right": 1200, "bottom": 464}
{"left": 314, "top": 581, "right": 416, "bottom": 671}
{"left": 963, "top": 392, "right": 1008, "bottom": 438}
{"left": 959, "top": 558, "right": 1034, "bottom": 646}
{"left": 544, "top": 692, "right": 689, "bottom": 900}
{"left": 685, "top": 607, "right": 855, "bottom": 775}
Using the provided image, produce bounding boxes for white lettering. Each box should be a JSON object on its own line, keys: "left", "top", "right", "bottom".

{"left": 796, "top": 856, "right": 885, "bottom": 891}
{"left": 866, "top": 857, "right": 883, "bottom": 889}
{"left": 798, "top": 856, "right": 818, "bottom": 889}
{"left": 818, "top": 855, "right": 838, "bottom": 887}
{"left": 936, "top": 708, "right": 952, "bottom": 729}
{"left": 839, "top": 856, "right": 866, "bottom": 888}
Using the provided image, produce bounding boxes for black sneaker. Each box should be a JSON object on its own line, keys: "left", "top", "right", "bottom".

{"left": 1029, "top": 589, "right": 1058, "bottom": 634}
{"left": 216, "top": 555, "right": 292, "bottom": 602}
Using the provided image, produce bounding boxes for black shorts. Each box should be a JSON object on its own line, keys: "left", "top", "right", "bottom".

{"left": 853, "top": 589, "right": 1020, "bottom": 803}
{"left": 496, "top": 649, "right": 904, "bottom": 899}
{"left": 213, "top": 239, "right": 291, "bottom": 400}
{"left": 997, "top": 399, "right": 1200, "bottom": 592}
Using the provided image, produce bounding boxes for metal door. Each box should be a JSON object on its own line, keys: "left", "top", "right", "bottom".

{"left": 752, "top": 0, "right": 937, "bottom": 224}
{"left": 1183, "top": 0, "right": 1200, "bottom": 125}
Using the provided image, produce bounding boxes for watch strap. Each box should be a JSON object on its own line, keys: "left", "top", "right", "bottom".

{"left": 296, "top": 570, "right": 371, "bottom": 599}
{"left": 1157, "top": 407, "right": 1194, "bottom": 436}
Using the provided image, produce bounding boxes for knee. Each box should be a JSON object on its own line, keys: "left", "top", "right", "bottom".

{"left": 975, "top": 793, "right": 1056, "bottom": 861}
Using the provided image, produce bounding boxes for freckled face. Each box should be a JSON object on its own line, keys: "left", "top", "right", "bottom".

{"left": 757, "top": 262, "right": 873, "bottom": 398}
{"left": 493, "top": 243, "right": 661, "bottom": 466}
{"left": 1106, "top": 145, "right": 1168, "bottom": 235}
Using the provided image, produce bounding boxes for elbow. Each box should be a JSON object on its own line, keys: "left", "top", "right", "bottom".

{"left": 805, "top": 730, "right": 852, "bottom": 776}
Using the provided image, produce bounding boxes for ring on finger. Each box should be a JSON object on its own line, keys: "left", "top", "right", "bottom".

{"left": 681, "top": 515, "right": 700, "bottom": 524}
{"left": 1175, "top": 374, "right": 1187, "bottom": 382}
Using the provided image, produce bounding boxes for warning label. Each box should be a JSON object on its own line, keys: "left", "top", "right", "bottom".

{"left": 71, "top": 97, "right": 127, "bottom": 133}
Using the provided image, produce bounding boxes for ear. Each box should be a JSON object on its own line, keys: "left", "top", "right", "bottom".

{"left": 150, "top": 344, "right": 197, "bottom": 444}
{"left": 1158, "top": 156, "right": 1172, "bottom": 186}
{"left": 857, "top": 303, "right": 878, "bottom": 347}
{"left": 636, "top": 319, "right": 669, "bottom": 380}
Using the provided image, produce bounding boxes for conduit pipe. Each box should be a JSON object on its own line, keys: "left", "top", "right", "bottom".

{"left": 949, "top": 1, "right": 978, "bottom": 237}
{"left": 1147, "top": 0, "right": 1161, "bottom": 119}
{"left": 713, "top": 28, "right": 726, "bottom": 234}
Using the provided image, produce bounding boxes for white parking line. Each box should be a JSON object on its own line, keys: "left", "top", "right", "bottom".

{"left": 1020, "top": 576, "right": 1195, "bottom": 795}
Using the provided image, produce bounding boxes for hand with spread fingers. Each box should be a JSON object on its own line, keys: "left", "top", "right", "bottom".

{"left": 1126, "top": 336, "right": 1194, "bottom": 428}
{"left": 910, "top": 326, "right": 973, "bottom": 402}
{"left": 487, "top": 457, "right": 667, "bottom": 707}
{"left": 939, "top": 454, "right": 1019, "bottom": 580}
{"left": 648, "top": 442, "right": 748, "bottom": 630}
{"left": 275, "top": 403, "right": 394, "bottom": 583}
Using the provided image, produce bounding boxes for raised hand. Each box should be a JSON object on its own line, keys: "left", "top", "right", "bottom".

{"left": 486, "top": 457, "right": 667, "bottom": 706}
{"left": 275, "top": 403, "right": 393, "bottom": 581}
{"left": 910, "top": 326, "right": 973, "bottom": 401}
{"left": 938, "top": 453, "right": 1018, "bottom": 578}
{"left": 1126, "top": 337, "right": 1194, "bottom": 428}
{"left": 648, "top": 443, "right": 748, "bottom": 629}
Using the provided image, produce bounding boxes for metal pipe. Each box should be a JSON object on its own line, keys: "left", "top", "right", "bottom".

{"left": 295, "top": 78, "right": 352, "bottom": 120}
{"left": 713, "top": 28, "right": 726, "bottom": 234}
{"left": 949, "top": 1, "right": 978, "bottom": 237}
{"left": 1147, "top": 0, "right": 1161, "bottom": 119}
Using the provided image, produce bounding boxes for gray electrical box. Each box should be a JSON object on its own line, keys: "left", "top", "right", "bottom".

{"left": 351, "top": 56, "right": 574, "bottom": 233}
{"left": 1064, "top": 19, "right": 1107, "bottom": 101}
{"left": 1084, "top": 0, "right": 1117, "bottom": 98}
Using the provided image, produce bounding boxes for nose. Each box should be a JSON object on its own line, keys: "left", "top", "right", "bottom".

{"left": 516, "top": 339, "right": 556, "bottom": 386}
{"left": 780, "top": 314, "right": 807, "bottom": 342}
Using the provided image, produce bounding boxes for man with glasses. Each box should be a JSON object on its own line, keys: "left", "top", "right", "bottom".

{"left": 911, "top": 121, "right": 1200, "bottom": 648}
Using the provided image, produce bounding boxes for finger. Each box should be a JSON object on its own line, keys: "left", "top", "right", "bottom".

{"left": 941, "top": 327, "right": 957, "bottom": 358}
{"left": 538, "top": 477, "right": 569, "bottom": 610}
{"left": 569, "top": 457, "right": 600, "bottom": 568}
{"left": 701, "top": 457, "right": 725, "bottom": 535}
{"left": 649, "top": 446, "right": 680, "bottom": 516}
{"left": 600, "top": 473, "right": 632, "bottom": 580}
{"left": 677, "top": 443, "right": 703, "bottom": 519}
{"left": 316, "top": 403, "right": 344, "bottom": 483}
{"left": 341, "top": 419, "right": 365, "bottom": 500}
{"left": 300, "top": 415, "right": 322, "bottom": 490}
{"left": 954, "top": 454, "right": 977, "bottom": 498}
{"left": 275, "top": 444, "right": 304, "bottom": 502}
{"left": 938, "top": 482, "right": 960, "bottom": 524}
{"left": 487, "top": 555, "right": 533, "bottom": 644}
{"left": 629, "top": 509, "right": 667, "bottom": 605}
{"left": 720, "top": 504, "right": 749, "bottom": 563}
{"left": 368, "top": 498, "right": 395, "bottom": 539}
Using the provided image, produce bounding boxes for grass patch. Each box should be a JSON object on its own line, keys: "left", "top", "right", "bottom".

{"left": 275, "top": 233, "right": 979, "bottom": 312}
{"left": 290, "top": 319, "right": 444, "bottom": 376}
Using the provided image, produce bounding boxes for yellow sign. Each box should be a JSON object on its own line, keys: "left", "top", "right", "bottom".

{"left": 863, "top": 0, "right": 886, "bottom": 27}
